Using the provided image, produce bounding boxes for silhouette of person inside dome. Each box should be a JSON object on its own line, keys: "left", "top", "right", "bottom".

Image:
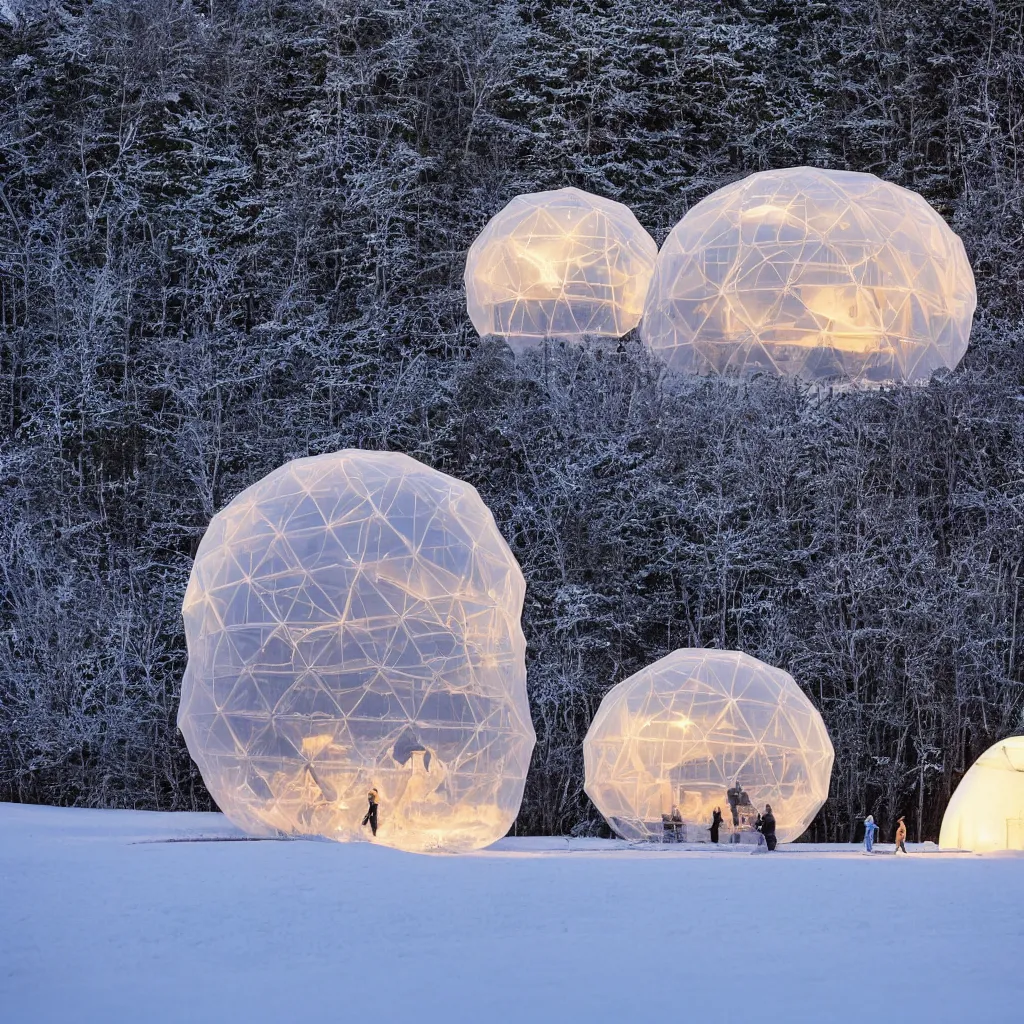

{"left": 662, "top": 806, "right": 683, "bottom": 842}
{"left": 709, "top": 807, "right": 723, "bottom": 844}
{"left": 361, "top": 787, "right": 379, "bottom": 837}
{"left": 726, "top": 781, "right": 742, "bottom": 827}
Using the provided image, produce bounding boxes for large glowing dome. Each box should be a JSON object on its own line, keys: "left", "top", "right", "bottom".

{"left": 641, "top": 167, "right": 976, "bottom": 385}
{"left": 584, "top": 649, "right": 833, "bottom": 843}
{"left": 939, "top": 737, "right": 1024, "bottom": 852}
{"left": 178, "top": 450, "right": 535, "bottom": 854}
{"left": 465, "top": 186, "right": 657, "bottom": 350}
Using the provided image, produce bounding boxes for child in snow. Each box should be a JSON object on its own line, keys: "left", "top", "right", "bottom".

{"left": 362, "top": 787, "right": 379, "bottom": 837}
{"left": 863, "top": 815, "right": 879, "bottom": 853}
{"left": 894, "top": 815, "right": 907, "bottom": 854}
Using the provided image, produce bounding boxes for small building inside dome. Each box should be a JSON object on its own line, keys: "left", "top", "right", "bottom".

{"left": 178, "top": 450, "right": 535, "bottom": 855}
{"left": 583, "top": 649, "right": 834, "bottom": 844}
{"left": 641, "top": 167, "right": 976, "bottom": 386}
{"left": 939, "top": 737, "right": 1024, "bottom": 853}
{"left": 464, "top": 186, "right": 657, "bottom": 351}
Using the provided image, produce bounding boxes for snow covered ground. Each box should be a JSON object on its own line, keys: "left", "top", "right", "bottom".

{"left": 1, "top": 803, "right": 1021, "bottom": 1023}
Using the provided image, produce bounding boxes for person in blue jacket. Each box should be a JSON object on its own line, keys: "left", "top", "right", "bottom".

{"left": 863, "top": 814, "right": 879, "bottom": 853}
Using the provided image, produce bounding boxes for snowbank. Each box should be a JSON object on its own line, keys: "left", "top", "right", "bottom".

{"left": 1, "top": 804, "right": 1020, "bottom": 1023}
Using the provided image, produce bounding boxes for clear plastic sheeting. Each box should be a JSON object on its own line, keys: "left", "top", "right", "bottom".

{"left": 641, "top": 167, "right": 976, "bottom": 386}
{"left": 465, "top": 186, "right": 658, "bottom": 350}
{"left": 178, "top": 450, "right": 535, "bottom": 854}
{"left": 583, "top": 649, "right": 834, "bottom": 844}
{"left": 939, "top": 736, "right": 1024, "bottom": 853}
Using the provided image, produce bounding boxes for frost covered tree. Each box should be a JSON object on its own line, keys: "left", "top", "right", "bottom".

{"left": 1, "top": 0, "right": 1022, "bottom": 842}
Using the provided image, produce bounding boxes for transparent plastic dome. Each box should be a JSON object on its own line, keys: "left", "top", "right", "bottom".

{"left": 178, "top": 450, "right": 535, "bottom": 854}
{"left": 584, "top": 649, "right": 834, "bottom": 843}
{"left": 465, "top": 186, "right": 658, "bottom": 351}
{"left": 939, "top": 737, "right": 1024, "bottom": 852}
{"left": 641, "top": 167, "right": 976, "bottom": 386}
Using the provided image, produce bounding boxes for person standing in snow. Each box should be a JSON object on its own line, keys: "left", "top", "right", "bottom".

{"left": 758, "top": 804, "right": 777, "bottom": 851}
{"left": 894, "top": 815, "right": 908, "bottom": 854}
{"left": 709, "top": 807, "right": 723, "bottom": 844}
{"left": 362, "top": 787, "right": 379, "bottom": 837}
{"left": 863, "top": 815, "right": 879, "bottom": 853}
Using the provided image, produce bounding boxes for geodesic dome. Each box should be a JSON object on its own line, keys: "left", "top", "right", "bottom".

{"left": 939, "top": 737, "right": 1024, "bottom": 853}
{"left": 465, "top": 186, "right": 658, "bottom": 351}
{"left": 641, "top": 167, "right": 976, "bottom": 386}
{"left": 583, "top": 649, "right": 834, "bottom": 843}
{"left": 178, "top": 450, "right": 535, "bottom": 854}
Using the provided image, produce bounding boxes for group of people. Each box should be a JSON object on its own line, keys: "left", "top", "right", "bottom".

{"left": 725, "top": 782, "right": 752, "bottom": 827}
{"left": 701, "top": 799, "right": 910, "bottom": 854}
{"left": 706, "top": 783, "right": 777, "bottom": 850}
{"left": 363, "top": 781, "right": 910, "bottom": 855}
{"left": 863, "top": 814, "right": 908, "bottom": 854}
{"left": 664, "top": 798, "right": 776, "bottom": 849}
{"left": 709, "top": 778, "right": 912, "bottom": 855}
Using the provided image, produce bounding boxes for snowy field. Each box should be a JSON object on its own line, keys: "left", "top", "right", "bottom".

{"left": 1, "top": 803, "right": 1021, "bottom": 1023}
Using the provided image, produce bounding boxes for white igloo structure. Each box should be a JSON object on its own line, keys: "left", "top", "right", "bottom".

{"left": 178, "top": 450, "right": 535, "bottom": 854}
{"left": 641, "top": 167, "right": 976, "bottom": 386}
{"left": 939, "top": 736, "right": 1024, "bottom": 852}
{"left": 465, "top": 186, "right": 658, "bottom": 351}
{"left": 584, "top": 649, "right": 834, "bottom": 843}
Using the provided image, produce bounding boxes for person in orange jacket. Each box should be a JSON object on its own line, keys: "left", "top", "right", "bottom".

{"left": 895, "top": 815, "right": 907, "bottom": 854}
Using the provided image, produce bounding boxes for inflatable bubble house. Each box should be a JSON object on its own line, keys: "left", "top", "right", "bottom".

{"left": 465, "top": 186, "right": 658, "bottom": 351}
{"left": 940, "top": 737, "right": 1024, "bottom": 853}
{"left": 641, "top": 167, "right": 975, "bottom": 386}
{"left": 178, "top": 450, "right": 535, "bottom": 854}
{"left": 584, "top": 649, "right": 834, "bottom": 844}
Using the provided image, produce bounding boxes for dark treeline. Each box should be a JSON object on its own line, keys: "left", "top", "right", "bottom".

{"left": 1, "top": 0, "right": 1023, "bottom": 841}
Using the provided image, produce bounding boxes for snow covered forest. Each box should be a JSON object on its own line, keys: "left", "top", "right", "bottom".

{"left": 1, "top": 0, "right": 1023, "bottom": 842}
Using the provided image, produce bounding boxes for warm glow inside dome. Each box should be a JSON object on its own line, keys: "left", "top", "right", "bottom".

{"left": 465, "top": 186, "right": 658, "bottom": 350}
{"left": 641, "top": 167, "right": 976, "bottom": 385}
{"left": 178, "top": 450, "right": 535, "bottom": 854}
{"left": 939, "top": 736, "right": 1024, "bottom": 852}
{"left": 583, "top": 649, "right": 834, "bottom": 843}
